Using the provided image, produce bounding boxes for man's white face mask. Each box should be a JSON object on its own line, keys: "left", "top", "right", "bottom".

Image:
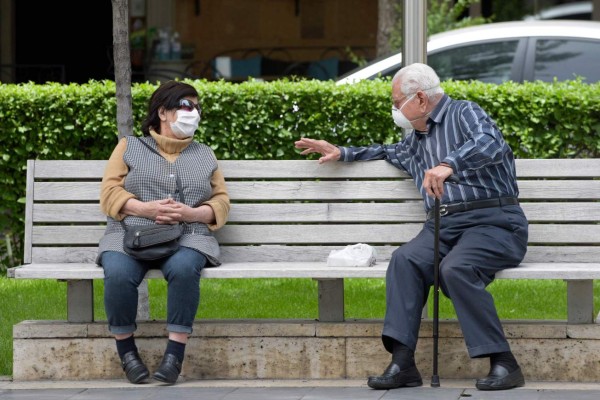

{"left": 170, "top": 109, "right": 200, "bottom": 138}
{"left": 391, "top": 93, "right": 417, "bottom": 130}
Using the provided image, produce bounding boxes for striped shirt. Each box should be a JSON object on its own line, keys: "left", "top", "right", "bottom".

{"left": 338, "top": 94, "right": 519, "bottom": 213}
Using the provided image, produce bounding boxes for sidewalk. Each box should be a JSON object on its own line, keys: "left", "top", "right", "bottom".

{"left": 2, "top": 377, "right": 600, "bottom": 400}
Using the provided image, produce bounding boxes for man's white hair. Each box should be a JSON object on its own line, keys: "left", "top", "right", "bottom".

{"left": 392, "top": 63, "right": 445, "bottom": 98}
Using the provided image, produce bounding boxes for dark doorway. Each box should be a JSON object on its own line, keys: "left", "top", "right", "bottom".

{"left": 15, "top": 1, "right": 113, "bottom": 83}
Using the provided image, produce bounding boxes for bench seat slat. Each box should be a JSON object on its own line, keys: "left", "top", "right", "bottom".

{"left": 29, "top": 245, "right": 600, "bottom": 264}
{"left": 10, "top": 262, "right": 600, "bottom": 280}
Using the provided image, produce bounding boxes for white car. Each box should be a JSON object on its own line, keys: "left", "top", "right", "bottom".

{"left": 336, "top": 20, "right": 600, "bottom": 85}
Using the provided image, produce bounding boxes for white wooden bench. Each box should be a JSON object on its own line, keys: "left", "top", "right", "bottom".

{"left": 8, "top": 158, "right": 600, "bottom": 325}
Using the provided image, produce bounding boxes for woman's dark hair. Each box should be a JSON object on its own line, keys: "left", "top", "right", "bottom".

{"left": 141, "top": 80, "right": 199, "bottom": 136}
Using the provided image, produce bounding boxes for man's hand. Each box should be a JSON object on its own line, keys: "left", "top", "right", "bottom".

{"left": 423, "top": 164, "right": 455, "bottom": 199}
{"left": 294, "top": 137, "right": 341, "bottom": 164}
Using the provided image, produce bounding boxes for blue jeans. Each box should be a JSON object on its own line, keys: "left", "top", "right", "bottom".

{"left": 101, "top": 247, "right": 206, "bottom": 335}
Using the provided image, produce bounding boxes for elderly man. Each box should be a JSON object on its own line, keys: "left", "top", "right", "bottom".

{"left": 294, "top": 63, "right": 528, "bottom": 391}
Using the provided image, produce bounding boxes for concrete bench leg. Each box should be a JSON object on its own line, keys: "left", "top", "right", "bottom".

{"left": 66, "top": 279, "right": 150, "bottom": 323}
{"left": 317, "top": 279, "right": 344, "bottom": 322}
{"left": 137, "top": 279, "right": 150, "bottom": 320}
{"left": 66, "top": 280, "right": 93, "bottom": 322}
{"left": 567, "top": 280, "right": 594, "bottom": 324}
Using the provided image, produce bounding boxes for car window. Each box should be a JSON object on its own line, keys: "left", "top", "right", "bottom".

{"left": 428, "top": 40, "right": 520, "bottom": 84}
{"left": 533, "top": 39, "right": 600, "bottom": 83}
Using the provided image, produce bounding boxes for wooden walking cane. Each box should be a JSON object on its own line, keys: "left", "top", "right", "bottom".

{"left": 431, "top": 195, "right": 442, "bottom": 387}
{"left": 431, "top": 175, "right": 458, "bottom": 388}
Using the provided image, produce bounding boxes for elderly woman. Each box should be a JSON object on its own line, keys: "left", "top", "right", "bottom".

{"left": 97, "top": 81, "right": 230, "bottom": 385}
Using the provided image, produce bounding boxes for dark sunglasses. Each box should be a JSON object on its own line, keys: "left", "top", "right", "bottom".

{"left": 178, "top": 99, "right": 201, "bottom": 114}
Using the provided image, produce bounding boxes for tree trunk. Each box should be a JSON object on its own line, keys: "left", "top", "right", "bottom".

{"left": 376, "top": 0, "right": 400, "bottom": 57}
{"left": 112, "top": 0, "right": 134, "bottom": 139}
{"left": 111, "top": 0, "right": 149, "bottom": 320}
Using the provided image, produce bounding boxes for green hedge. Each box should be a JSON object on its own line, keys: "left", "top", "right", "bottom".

{"left": 0, "top": 78, "right": 599, "bottom": 271}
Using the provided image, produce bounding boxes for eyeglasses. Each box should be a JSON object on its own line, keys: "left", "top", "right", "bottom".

{"left": 392, "top": 93, "right": 416, "bottom": 110}
{"left": 178, "top": 99, "right": 201, "bottom": 114}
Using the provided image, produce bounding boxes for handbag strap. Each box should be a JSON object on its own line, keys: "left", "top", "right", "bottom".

{"left": 120, "top": 137, "right": 186, "bottom": 229}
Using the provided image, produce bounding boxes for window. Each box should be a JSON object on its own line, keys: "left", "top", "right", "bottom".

{"left": 534, "top": 39, "right": 600, "bottom": 83}
{"left": 429, "top": 40, "right": 520, "bottom": 84}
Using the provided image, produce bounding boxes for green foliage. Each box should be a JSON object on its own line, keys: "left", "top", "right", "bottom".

{"left": 0, "top": 277, "right": 67, "bottom": 375}
{"left": 491, "top": 0, "right": 532, "bottom": 22}
{"left": 442, "top": 78, "right": 600, "bottom": 158}
{"left": 426, "top": 0, "right": 490, "bottom": 36}
{"left": 390, "top": 0, "right": 490, "bottom": 52}
{"left": 0, "top": 78, "right": 599, "bottom": 272}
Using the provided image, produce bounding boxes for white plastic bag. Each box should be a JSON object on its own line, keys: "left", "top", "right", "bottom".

{"left": 327, "top": 243, "right": 377, "bottom": 267}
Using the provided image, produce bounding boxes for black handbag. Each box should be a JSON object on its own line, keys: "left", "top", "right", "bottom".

{"left": 121, "top": 138, "right": 185, "bottom": 260}
{"left": 122, "top": 222, "right": 183, "bottom": 260}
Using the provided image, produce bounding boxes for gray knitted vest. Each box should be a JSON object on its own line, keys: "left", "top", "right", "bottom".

{"left": 97, "top": 137, "right": 221, "bottom": 266}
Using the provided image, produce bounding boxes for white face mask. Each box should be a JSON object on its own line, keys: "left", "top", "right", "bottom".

{"left": 170, "top": 109, "right": 200, "bottom": 138}
{"left": 391, "top": 94, "right": 417, "bottom": 130}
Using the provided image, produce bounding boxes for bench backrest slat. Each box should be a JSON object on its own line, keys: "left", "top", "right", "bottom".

{"left": 31, "top": 158, "right": 600, "bottom": 178}
{"left": 29, "top": 223, "right": 600, "bottom": 246}
{"left": 32, "top": 179, "right": 600, "bottom": 201}
{"left": 32, "top": 202, "right": 600, "bottom": 224}
{"left": 510, "top": 158, "right": 600, "bottom": 177}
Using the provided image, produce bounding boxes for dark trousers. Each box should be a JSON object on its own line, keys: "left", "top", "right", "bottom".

{"left": 382, "top": 204, "right": 528, "bottom": 358}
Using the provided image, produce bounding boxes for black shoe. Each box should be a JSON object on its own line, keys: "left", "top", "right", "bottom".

{"left": 153, "top": 353, "right": 182, "bottom": 385}
{"left": 121, "top": 351, "right": 149, "bottom": 384}
{"left": 367, "top": 362, "right": 423, "bottom": 390}
{"left": 476, "top": 363, "right": 525, "bottom": 391}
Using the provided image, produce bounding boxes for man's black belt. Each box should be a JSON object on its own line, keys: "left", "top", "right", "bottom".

{"left": 427, "top": 196, "right": 519, "bottom": 220}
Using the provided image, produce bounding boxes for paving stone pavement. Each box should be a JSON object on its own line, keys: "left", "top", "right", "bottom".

{"left": 2, "top": 378, "right": 600, "bottom": 400}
